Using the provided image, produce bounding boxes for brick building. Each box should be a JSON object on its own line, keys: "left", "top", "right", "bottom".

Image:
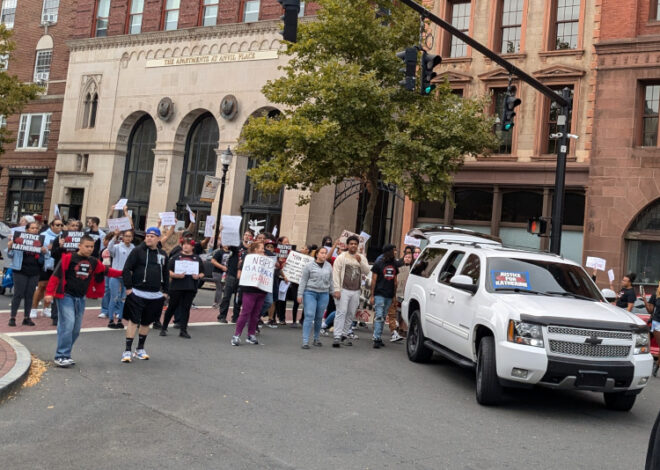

{"left": 0, "top": 0, "right": 72, "bottom": 222}
{"left": 586, "top": 0, "right": 660, "bottom": 286}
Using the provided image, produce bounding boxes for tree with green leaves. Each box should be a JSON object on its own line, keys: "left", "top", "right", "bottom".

{"left": 0, "top": 25, "right": 41, "bottom": 154}
{"left": 238, "top": 0, "right": 498, "bottom": 235}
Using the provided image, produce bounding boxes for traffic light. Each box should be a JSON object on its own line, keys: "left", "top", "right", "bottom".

{"left": 278, "top": 0, "right": 300, "bottom": 43}
{"left": 527, "top": 218, "right": 547, "bottom": 236}
{"left": 420, "top": 51, "right": 441, "bottom": 95}
{"left": 500, "top": 92, "right": 521, "bottom": 131}
{"left": 396, "top": 47, "right": 418, "bottom": 92}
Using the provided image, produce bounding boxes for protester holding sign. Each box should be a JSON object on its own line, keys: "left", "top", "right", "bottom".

{"left": 106, "top": 229, "right": 135, "bottom": 329}
{"left": 6, "top": 222, "right": 46, "bottom": 327}
{"left": 85, "top": 216, "right": 106, "bottom": 258}
{"left": 31, "top": 218, "right": 64, "bottom": 320}
{"left": 297, "top": 247, "right": 334, "bottom": 349}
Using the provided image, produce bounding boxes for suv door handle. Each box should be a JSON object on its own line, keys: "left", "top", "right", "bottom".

{"left": 429, "top": 290, "right": 436, "bottom": 297}
{"left": 447, "top": 296, "right": 455, "bottom": 304}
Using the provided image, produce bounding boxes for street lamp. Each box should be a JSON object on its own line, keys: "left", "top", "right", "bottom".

{"left": 213, "top": 146, "right": 233, "bottom": 248}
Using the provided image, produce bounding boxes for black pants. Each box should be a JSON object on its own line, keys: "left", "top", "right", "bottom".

{"left": 11, "top": 272, "right": 39, "bottom": 319}
{"left": 218, "top": 275, "right": 240, "bottom": 321}
{"left": 162, "top": 290, "right": 196, "bottom": 330}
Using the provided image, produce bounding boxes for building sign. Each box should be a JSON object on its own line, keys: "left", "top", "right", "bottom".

{"left": 146, "top": 50, "right": 279, "bottom": 69}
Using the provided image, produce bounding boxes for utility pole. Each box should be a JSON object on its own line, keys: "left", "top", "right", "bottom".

{"left": 549, "top": 88, "right": 573, "bottom": 255}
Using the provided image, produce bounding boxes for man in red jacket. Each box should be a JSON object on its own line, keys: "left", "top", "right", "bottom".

{"left": 45, "top": 234, "right": 122, "bottom": 368}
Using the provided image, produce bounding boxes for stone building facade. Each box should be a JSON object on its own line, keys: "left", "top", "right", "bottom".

{"left": 0, "top": 0, "right": 73, "bottom": 222}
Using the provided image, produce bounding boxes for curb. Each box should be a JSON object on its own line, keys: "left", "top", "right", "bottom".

{"left": 0, "top": 333, "right": 31, "bottom": 401}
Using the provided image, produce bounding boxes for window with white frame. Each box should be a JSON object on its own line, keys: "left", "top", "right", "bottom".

{"left": 95, "top": 0, "right": 110, "bottom": 37}
{"left": 1, "top": 0, "right": 16, "bottom": 29}
{"left": 33, "top": 49, "right": 52, "bottom": 82}
{"left": 0, "top": 54, "right": 8, "bottom": 71}
{"left": 17, "top": 114, "right": 51, "bottom": 149}
{"left": 0, "top": 115, "right": 6, "bottom": 128}
{"left": 128, "top": 0, "right": 143, "bottom": 33}
{"left": 299, "top": 1, "right": 305, "bottom": 17}
{"left": 243, "top": 0, "right": 260, "bottom": 22}
{"left": 202, "top": 0, "right": 217, "bottom": 26}
{"left": 41, "top": 0, "right": 59, "bottom": 23}
{"left": 163, "top": 0, "right": 180, "bottom": 31}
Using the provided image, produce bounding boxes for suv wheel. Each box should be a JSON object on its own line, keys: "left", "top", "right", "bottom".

{"left": 475, "top": 336, "right": 502, "bottom": 406}
{"left": 603, "top": 392, "right": 636, "bottom": 411}
{"left": 406, "top": 310, "right": 433, "bottom": 363}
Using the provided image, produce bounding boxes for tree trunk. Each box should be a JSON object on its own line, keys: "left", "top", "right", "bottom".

{"left": 361, "top": 170, "right": 379, "bottom": 240}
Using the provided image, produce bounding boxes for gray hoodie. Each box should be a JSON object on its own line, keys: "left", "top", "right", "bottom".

{"left": 299, "top": 260, "right": 334, "bottom": 294}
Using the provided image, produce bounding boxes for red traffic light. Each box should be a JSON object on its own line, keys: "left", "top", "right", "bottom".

{"left": 527, "top": 218, "right": 547, "bottom": 236}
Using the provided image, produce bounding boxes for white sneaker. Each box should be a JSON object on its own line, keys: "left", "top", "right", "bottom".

{"left": 30, "top": 308, "right": 39, "bottom": 318}
{"left": 121, "top": 351, "right": 132, "bottom": 363}
{"left": 43, "top": 307, "right": 52, "bottom": 318}
{"left": 98, "top": 313, "right": 108, "bottom": 318}
{"left": 231, "top": 335, "right": 241, "bottom": 346}
{"left": 54, "top": 358, "right": 71, "bottom": 368}
{"left": 390, "top": 331, "right": 404, "bottom": 342}
{"left": 320, "top": 329, "right": 329, "bottom": 337}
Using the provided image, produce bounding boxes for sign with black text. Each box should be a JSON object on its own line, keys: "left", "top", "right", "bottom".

{"left": 61, "top": 231, "right": 85, "bottom": 252}
{"left": 12, "top": 232, "right": 45, "bottom": 254}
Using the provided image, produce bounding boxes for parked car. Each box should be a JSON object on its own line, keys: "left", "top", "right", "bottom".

{"left": 402, "top": 240, "right": 653, "bottom": 411}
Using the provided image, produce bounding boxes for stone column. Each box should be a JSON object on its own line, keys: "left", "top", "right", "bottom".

{"left": 145, "top": 145, "right": 184, "bottom": 228}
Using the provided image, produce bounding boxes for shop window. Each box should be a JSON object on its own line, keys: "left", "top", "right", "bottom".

{"left": 544, "top": 85, "right": 574, "bottom": 154}
{"left": 243, "top": 0, "right": 260, "bottom": 23}
{"left": 6, "top": 172, "right": 47, "bottom": 223}
{"left": 453, "top": 189, "right": 493, "bottom": 221}
{"left": 417, "top": 200, "right": 445, "bottom": 219}
{"left": 1, "top": 0, "right": 16, "bottom": 29}
{"left": 33, "top": 49, "right": 52, "bottom": 83}
{"left": 122, "top": 115, "right": 156, "bottom": 230}
{"left": 496, "top": 0, "right": 523, "bottom": 54}
{"left": 641, "top": 84, "right": 660, "bottom": 147}
{"left": 94, "top": 0, "right": 110, "bottom": 37}
{"left": 447, "top": 1, "right": 471, "bottom": 58}
{"left": 492, "top": 88, "right": 514, "bottom": 154}
{"left": 127, "top": 0, "right": 143, "bottom": 34}
{"left": 41, "top": 0, "right": 59, "bottom": 23}
{"left": 201, "top": 0, "right": 218, "bottom": 26}
{"left": 501, "top": 191, "right": 543, "bottom": 223}
{"left": 549, "top": 0, "right": 580, "bottom": 50}
{"left": 563, "top": 192, "right": 585, "bottom": 226}
{"left": 17, "top": 113, "right": 51, "bottom": 149}
{"left": 163, "top": 0, "right": 180, "bottom": 31}
{"left": 626, "top": 199, "right": 660, "bottom": 285}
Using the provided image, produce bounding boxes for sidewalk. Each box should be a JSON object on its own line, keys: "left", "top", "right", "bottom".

{"left": 0, "top": 333, "right": 31, "bottom": 400}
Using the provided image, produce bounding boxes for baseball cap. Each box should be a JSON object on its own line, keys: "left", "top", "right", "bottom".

{"left": 145, "top": 227, "right": 161, "bottom": 237}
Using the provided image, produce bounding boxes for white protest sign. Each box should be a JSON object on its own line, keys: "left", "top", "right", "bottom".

{"left": 278, "top": 281, "right": 290, "bottom": 301}
{"left": 107, "top": 217, "right": 132, "bottom": 231}
{"left": 608, "top": 269, "right": 615, "bottom": 282}
{"left": 359, "top": 231, "right": 371, "bottom": 243}
{"left": 221, "top": 215, "right": 242, "bottom": 246}
{"left": 200, "top": 175, "right": 221, "bottom": 203}
{"left": 239, "top": 254, "right": 275, "bottom": 293}
{"left": 159, "top": 212, "right": 176, "bottom": 226}
{"left": 282, "top": 251, "right": 314, "bottom": 284}
{"left": 175, "top": 260, "right": 199, "bottom": 275}
{"left": 404, "top": 235, "right": 422, "bottom": 247}
{"left": 186, "top": 204, "right": 195, "bottom": 223}
{"left": 54, "top": 204, "right": 61, "bottom": 218}
{"left": 272, "top": 225, "right": 278, "bottom": 237}
{"left": 114, "top": 198, "right": 128, "bottom": 210}
{"left": 204, "top": 215, "right": 216, "bottom": 238}
{"left": 586, "top": 256, "right": 606, "bottom": 271}
{"left": 339, "top": 229, "right": 367, "bottom": 252}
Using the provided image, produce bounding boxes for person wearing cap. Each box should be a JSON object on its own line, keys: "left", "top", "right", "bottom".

{"left": 120, "top": 226, "right": 169, "bottom": 363}
{"left": 369, "top": 244, "right": 398, "bottom": 349}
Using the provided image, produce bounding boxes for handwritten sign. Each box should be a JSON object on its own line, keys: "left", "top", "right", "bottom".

{"left": 239, "top": 254, "right": 275, "bottom": 293}
{"left": 404, "top": 235, "right": 422, "bottom": 247}
{"left": 12, "top": 232, "right": 45, "bottom": 254}
{"left": 174, "top": 260, "right": 200, "bottom": 275}
{"left": 61, "top": 231, "right": 85, "bottom": 252}
{"left": 204, "top": 215, "right": 216, "bottom": 238}
{"left": 275, "top": 243, "right": 295, "bottom": 260}
{"left": 114, "top": 198, "right": 128, "bottom": 210}
{"left": 221, "top": 215, "right": 242, "bottom": 247}
{"left": 107, "top": 217, "right": 132, "bottom": 231}
{"left": 159, "top": 212, "right": 176, "bottom": 226}
{"left": 608, "top": 269, "right": 615, "bottom": 282}
{"left": 586, "top": 256, "right": 606, "bottom": 271}
{"left": 491, "top": 271, "right": 531, "bottom": 290}
{"left": 339, "top": 229, "right": 368, "bottom": 253}
{"left": 282, "top": 251, "right": 314, "bottom": 285}
{"left": 200, "top": 175, "right": 221, "bottom": 203}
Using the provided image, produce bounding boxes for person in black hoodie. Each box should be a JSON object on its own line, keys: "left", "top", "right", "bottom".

{"left": 120, "top": 227, "right": 169, "bottom": 363}
{"left": 159, "top": 238, "right": 204, "bottom": 339}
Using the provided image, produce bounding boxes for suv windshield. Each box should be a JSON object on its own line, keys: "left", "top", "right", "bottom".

{"left": 486, "top": 257, "right": 603, "bottom": 301}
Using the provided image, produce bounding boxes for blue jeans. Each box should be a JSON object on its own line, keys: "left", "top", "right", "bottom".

{"left": 302, "top": 291, "right": 329, "bottom": 344}
{"left": 108, "top": 277, "right": 126, "bottom": 321}
{"left": 373, "top": 295, "right": 393, "bottom": 340}
{"left": 324, "top": 311, "right": 335, "bottom": 327}
{"left": 101, "top": 276, "right": 110, "bottom": 314}
{"left": 260, "top": 292, "right": 273, "bottom": 316}
{"left": 55, "top": 294, "right": 86, "bottom": 359}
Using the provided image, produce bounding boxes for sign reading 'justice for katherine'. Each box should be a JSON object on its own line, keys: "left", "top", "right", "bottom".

{"left": 146, "top": 50, "right": 278, "bottom": 68}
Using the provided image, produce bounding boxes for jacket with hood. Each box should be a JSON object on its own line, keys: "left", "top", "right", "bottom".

{"left": 122, "top": 242, "right": 169, "bottom": 294}
{"left": 45, "top": 253, "right": 122, "bottom": 299}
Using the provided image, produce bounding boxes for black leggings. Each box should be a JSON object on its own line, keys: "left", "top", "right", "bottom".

{"left": 276, "top": 284, "right": 301, "bottom": 322}
{"left": 11, "top": 272, "right": 39, "bottom": 319}
{"left": 162, "top": 290, "right": 196, "bottom": 330}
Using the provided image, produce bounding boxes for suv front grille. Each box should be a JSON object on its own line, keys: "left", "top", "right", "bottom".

{"left": 549, "top": 340, "right": 630, "bottom": 358}
{"left": 547, "top": 326, "right": 632, "bottom": 340}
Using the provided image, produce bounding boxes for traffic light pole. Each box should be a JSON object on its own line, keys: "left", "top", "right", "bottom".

{"left": 549, "top": 89, "right": 572, "bottom": 255}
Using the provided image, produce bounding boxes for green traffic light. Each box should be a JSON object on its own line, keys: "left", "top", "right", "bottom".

{"left": 503, "top": 122, "right": 513, "bottom": 131}
{"left": 424, "top": 85, "right": 436, "bottom": 95}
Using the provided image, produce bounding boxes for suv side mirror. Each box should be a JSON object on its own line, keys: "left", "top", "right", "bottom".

{"left": 601, "top": 288, "right": 616, "bottom": 303}
{"left": 450, "top": 274, "right": 478, "bottom": 294}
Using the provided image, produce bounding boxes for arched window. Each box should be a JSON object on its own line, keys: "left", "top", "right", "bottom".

{"left": 82, "top": 92, "right": 98, "bottom": 128}
{"left": 626, "top": 199, "right": 660, "bottom": 285}
{"left": 122, "top": 115, "right": 156, "bottom": 230}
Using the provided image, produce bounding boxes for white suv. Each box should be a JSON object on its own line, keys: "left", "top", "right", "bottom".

{"left": 401, "top": 241, "right": 653, "bottom": 411}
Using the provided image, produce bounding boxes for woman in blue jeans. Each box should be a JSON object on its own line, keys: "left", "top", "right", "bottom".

{"left": 297, "top": 247, "right": 334, "bottom": 349}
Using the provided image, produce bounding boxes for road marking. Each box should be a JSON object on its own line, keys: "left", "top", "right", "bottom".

{"left": 6, "top": 321, "right": 225, "bottom": 337}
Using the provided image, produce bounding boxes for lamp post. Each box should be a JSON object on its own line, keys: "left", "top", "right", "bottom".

{"left": 213, "top": 146, "right": 233, "bottom": 248}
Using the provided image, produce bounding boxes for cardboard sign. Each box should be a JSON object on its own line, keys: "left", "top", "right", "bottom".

{"left": 239, "top": 254, "right": 275, "bottom": 293}
{"left": 204, "top": 215, "right": 216, "bottom": 238}
{"left": 107, "top": 217, "right": 132, "bottom": 231}
{"left": 221, "top": 215, "right": 242, "bottom": 247}
{"left": 12, "top": 232, "right": 45, "bottom": 254}
{"left": 159, "top": 212, "right": 176, "bottom": 226}
{"left": 586, "top": 256, "right": 606, "bottom": 271}
{"left": 200, "top": 175, "right": 221, "bottom": 203}
{"left": 175, "top": 260, "right": 199, "bottom": 275}
{"left": 275, "top": 243, "right": 295, "bottom": 260}
{"left": 404, "top": 235, "right": 421, "bottom": 247}
{"left": 491, "top": 271, "right": 531, "bottom": 290}
{"left": 338, "top": 229, "right": 367, "bottom": 252}
{"left": 61, "top": 231, "right": 85, "bottom": 252}
{"left": 278, "top": 280, "right": 290, "bottom": 301}
{"left": 282, "top": 251, "right": 314, "bottom": 284}
{"left": 114, "top": 198, "right": 128, "bottom": 210}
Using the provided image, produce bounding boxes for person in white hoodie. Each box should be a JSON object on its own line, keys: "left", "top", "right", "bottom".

{"left": 106, "top": 229, "right": 135, "bottom": 329}
{"left": 331, "top": 235, "right": 370, "bottom": 348}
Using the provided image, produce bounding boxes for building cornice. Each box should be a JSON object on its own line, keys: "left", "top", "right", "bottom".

{"left": 595, "top": 36, "right": 660, "bottom": 55}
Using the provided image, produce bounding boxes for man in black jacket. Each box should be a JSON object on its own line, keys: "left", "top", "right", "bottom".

{"left": 121, "top": 227, "right": 169, "bottom": 363}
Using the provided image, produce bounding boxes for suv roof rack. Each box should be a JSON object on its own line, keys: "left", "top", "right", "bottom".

{"left": 406, "top": 225, "right": 502, "bottom": 244}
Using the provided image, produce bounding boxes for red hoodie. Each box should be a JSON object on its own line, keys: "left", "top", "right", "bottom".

{"left": 46, "top": 252, "right": 123, "bottom": 299}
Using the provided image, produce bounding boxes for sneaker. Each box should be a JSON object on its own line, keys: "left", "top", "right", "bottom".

{"left": 67, "top": 358, "right": 76, "bottom": 365}
{"left": 320, "top": 329, "right": 329, "bottom": 337}
{"left": 22, "top": 318, "right": 36, "bottom": 326}
{"left": 54, "top": 358, "right": 71, "bottom": 368}
{"left": 159, "top": 328, "right": 168, "bottom": 336}
{"left": 359, "top": 322, "right": 367, "bottom": 328}
{"left": 278, "top": 321, "right": 287, "bottom": 326}
{"left": 246, "top": 335, "right": 258, "bottom": 345}
{"left": 107, "top": 321, "right": 117, "bottom": 329}
{"left": 332, "top": 338, "right": 341, "bottom": 348}
{"left": 267, "top": 321, "right": 278, "bottom": 329}
{"left": 390, "top": 331, "right": 404, "bottom": 342}
{"left": 8, "top": 317, "right": 16, "bottom": 327}
{"left": 212, "top": 303, "right": 218, "bottom": 309}
{"left": 373, "top": 338, "right": 385, "bottom": 348}
{"left": 347, "top": 332, "right": 359, "bottom": 340}
{"left": 179, "top": 330, "right": 191, "bottom": 339}
{"left": 218, "top": 319, "right": 228, "bottom": 324}
{"left": 30, "top": 308, "right": 39, "bottom": 318}
{"left": 313, "top": 340, "right": 323, "bottom": 347}
{"left": 43, "top": 307, "right": 52, "bottom": 318}
{"left": 340, "top": 336, "right": 352, "bottom": 347}
{"left": 134, "top": 349, "right": 150, "bottom": 360}
{"left": 172, "top": 323, "right": 181, "bottom": 329}
{"left": 116, "top": 321, "right": 125, "bottom": 329}
{"left": 152, "top": 321, "right": 162, "bottom": 330}
{"left": 373, "top": 340, "right": 381, "bottom": 349}
{"left": 231, "top": 335, "right": 241, "bottom": 346}
{"left": 301, "top": 344, "right": 310, "bottom": 349}
{"left": 191, "top": 303, "right": 198, "bottom": 309}
{"left": 290, "top": 323, "right": 300, "bottom": 328}
{"left": 98, "top": 312, "right": 108, "bottom": 318}
{"left": 121, "top": 351, "right": 132, "bottom": 363}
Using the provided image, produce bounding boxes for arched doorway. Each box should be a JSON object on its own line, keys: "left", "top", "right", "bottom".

{"left": 626, "top": 199, "right": 660, "bottom": 286}
{"left": 177, "top": 112, "right": 219, "bottom": 232}
{"left": 121, "top": 115, "right": 156, "bottom": 230}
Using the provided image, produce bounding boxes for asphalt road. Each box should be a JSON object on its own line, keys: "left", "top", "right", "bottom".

{"left": 1, "top": 324, "right": 659, "bottom": 469}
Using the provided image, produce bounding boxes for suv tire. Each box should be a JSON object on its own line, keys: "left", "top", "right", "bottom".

{"left": 603, "top": 392, "right": 636, "bottom": 412}
{"left": 406, "top": 310, "right": 433, "bottom": 363}
{"left": 476, "top": 335, "right": 502, "bottom": 406}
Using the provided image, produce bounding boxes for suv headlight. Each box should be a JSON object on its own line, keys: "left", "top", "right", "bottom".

{"left": 633, "top": 333, "right": 650, "bottom": 355}
{"left": 507, "top": 320, "right": 544, "bottom": 348}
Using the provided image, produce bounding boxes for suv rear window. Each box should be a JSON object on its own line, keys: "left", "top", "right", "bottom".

{"left": 411, "top": 248, "right": 447, "bottom": 279}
